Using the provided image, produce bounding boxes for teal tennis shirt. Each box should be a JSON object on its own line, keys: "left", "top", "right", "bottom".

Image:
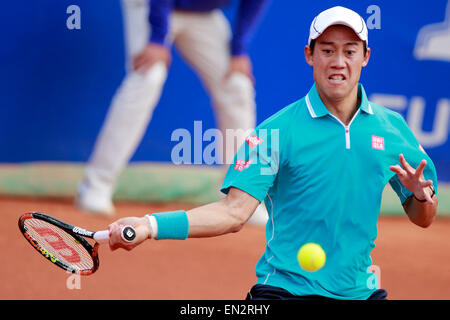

{"left": 221, "top": 83, "right": 438, "bottom": 300}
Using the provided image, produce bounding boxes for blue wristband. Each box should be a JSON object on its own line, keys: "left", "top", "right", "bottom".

{"left": 152, "top": 210, "right": 189, "bottom": 240}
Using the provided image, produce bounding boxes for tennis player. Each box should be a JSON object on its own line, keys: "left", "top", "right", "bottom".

{"left": 107, "top": 6, "right": 439, "bottom": 300}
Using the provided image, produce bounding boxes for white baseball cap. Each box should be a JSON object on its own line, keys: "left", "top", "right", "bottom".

{"left": 308, "top": 6, "right": 368, "bottom": 46}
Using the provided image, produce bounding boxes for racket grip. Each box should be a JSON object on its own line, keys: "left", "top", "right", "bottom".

{"left": 93, "top": 226, "right": 136, "bottom": 244}
{"left": 93, "top": 230, "right": 110, "bottom": 244}
{"left": 121, "top": 225, "right": 137, "bottom": 242}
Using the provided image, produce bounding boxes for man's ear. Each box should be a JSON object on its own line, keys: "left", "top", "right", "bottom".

{"left": 304, "top": 45, "right": 314, "bottom": 66}
{"left": 362, "top": 47, "right": 371, "bottom": 67}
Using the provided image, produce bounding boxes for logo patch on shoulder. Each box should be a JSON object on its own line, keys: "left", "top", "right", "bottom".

{"left": 372, "top": 135, "right": 385, "bottom": 150}
{"left": 234, "top": 159, "right": 252, "bottom": 171}
{"left": 246, "top": 135, "right": 263, "bottom": 148}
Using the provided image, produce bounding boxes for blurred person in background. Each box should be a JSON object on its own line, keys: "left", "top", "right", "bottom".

{"left": 75, "top": 0, "right": 270, "bottom": 222}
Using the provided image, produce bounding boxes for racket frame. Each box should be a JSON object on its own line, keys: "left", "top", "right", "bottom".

{"left": 18, "top": 212, "right": 101, "bottom": 276}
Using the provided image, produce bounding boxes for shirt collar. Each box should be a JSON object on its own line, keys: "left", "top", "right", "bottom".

{"left": 305, "top": 83, "right": 373, "bottom": 118}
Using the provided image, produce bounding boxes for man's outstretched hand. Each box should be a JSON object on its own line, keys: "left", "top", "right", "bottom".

{"left": 389, "top": 154, "right": 434, "bottom": 205}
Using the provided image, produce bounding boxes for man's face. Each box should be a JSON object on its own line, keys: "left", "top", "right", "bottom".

{"left": 305, "top": 25, "right": 371, "bottom": 103}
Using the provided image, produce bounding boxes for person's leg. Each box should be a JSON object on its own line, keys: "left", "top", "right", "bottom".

{"left": 173, "top": 10, "right": 267, "bottom": 224}
{"left": 173, "top": 10, "right": 256, "bottom": 165}
{"left": 76, "top": 0, "right": 169, "bottom": 215}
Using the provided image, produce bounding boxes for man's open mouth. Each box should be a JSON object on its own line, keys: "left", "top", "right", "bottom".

{"left": 328, "top": 74, "right": 346, "bottom": 82}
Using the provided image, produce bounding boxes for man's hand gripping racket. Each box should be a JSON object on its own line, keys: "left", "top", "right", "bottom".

{"left": 18, "top": 212, "right": 138, "bottom": 275}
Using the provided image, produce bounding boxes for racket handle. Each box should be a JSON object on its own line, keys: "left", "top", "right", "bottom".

{"left": 93, "top": 230, "right": 110, "bottom": 244}
{"left": 93, "top": 226, "right": 137, "bottom": 244}
{"left": 121, "top": 225, "right": 137, "bottom": 242}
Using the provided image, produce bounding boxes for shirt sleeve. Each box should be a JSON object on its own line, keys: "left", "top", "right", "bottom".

{"left": 231, "top": 0, "right": 270, "bottom": 55}
{"left": 221, "top": 124, "right": 280, "bottom": 202}
{"left": 388, "top": 115, "right": 438, "bottom": 204}
{"left": 149, "top": 0, "right": 174, "bottom": 45}
{"left": 389, "top": 174, "right": 413, "bottom": 204}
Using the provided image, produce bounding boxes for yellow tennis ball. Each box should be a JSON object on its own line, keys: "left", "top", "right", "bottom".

{"left": 297, "top": 243, "right": 326, "bottom": 272}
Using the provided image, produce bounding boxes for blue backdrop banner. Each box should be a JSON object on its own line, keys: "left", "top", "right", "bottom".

{"left": 1, "top": 0, "right": 449, "bottom": 181}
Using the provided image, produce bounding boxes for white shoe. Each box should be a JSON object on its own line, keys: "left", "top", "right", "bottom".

{"left": 75, "top": 182, "right": 115, "bottom": 217}
{"left": 247, "top": 203, "right": 269, "bottom": 226}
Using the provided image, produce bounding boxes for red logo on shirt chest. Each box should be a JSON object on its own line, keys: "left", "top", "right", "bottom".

{"left": 246, "top": 135, "right": 263, "bottom": 148}
{"left": 234, "top": 159, "right": 252, "bottom": 171}
{"left": 372, "top": 136, "right": 385, "bottom": 150}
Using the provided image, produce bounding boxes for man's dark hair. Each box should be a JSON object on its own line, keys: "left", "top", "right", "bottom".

{"left": 309, "top": 39, "right": 368, "bottom": 56}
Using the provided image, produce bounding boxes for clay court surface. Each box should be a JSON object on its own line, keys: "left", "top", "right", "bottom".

{"left": 1, "top": 196, "right": 449, "bottom": 300}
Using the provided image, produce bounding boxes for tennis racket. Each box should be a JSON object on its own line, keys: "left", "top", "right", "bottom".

{"left": 18, "top": 212, "right": 136, "bottom": 276}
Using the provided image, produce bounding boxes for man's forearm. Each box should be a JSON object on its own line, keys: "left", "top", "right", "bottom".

{"left": 186, "top": 189, "right": 259, "bottom": 238}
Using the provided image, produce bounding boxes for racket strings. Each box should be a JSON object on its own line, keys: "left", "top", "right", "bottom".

{"left": 24, "top": 218, "right": 94, "bottom": 271}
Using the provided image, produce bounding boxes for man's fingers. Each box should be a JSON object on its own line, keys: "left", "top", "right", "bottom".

{"left": 389, "top": 165, "right": 406, "bottom": 177}
{"left": 421, "top": 179, "right": 433, "bottom": 188}
{"left": 424, "top": 190, "right": 434, "bottom": 205}
{"left": 414, "top": 159, "right": 427, "bottom": 178}
{"left": 133, "top": 54, "right": 143, "bottom": 70}
{"left": 107, "top": 222, "right": 143, "bottom": 251}
{"left": 399, "top": 154, "right": 414, "bottom": 174}
{"left": 133, "top": 57, "right": 152, "bottom": 73}
{"left": 108, "top": 224, "right": 120, "bottom": 251}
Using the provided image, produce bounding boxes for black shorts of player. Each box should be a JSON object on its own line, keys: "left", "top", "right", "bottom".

{"left": 246, "top": 284, "right": 388, "bottom": 300}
